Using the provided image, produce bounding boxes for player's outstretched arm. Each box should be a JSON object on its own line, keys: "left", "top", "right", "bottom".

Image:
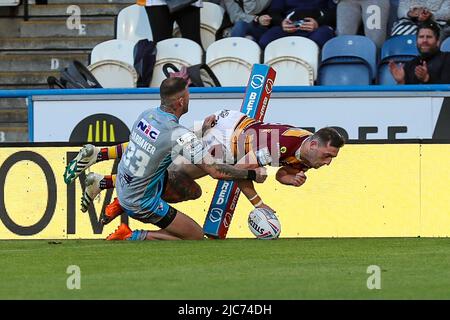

{"left": 236, "top": 180, "right": 276, "bottom": 212}
{"left": 197, "top": 152, "right": 267, "bottom": 183}
{"left": 276, "top": 166, "right": 307, "bottom": 187}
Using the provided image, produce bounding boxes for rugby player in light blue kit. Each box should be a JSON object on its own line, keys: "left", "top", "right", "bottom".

{"left": 107, "top": 77, "right": 267, "bottom": 241}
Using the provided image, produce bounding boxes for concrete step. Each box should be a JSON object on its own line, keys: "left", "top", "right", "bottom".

{"left": 0, "top": 98, "right": 27, "bottom": 109}
{"left": 16, "top": 3, "right": 131, "bottom": 16}
{"left": 0, "top": 123, "right": 28, "bottom": 142}
{"left": 0, "top": 83, "right": 49, "bottom": 89}
{"left": 0, "top": 51, "right": 90, "bottom": 72}
{"left": 19, "top": 17, "right": 115, "bottom": 37}
{"left": 0, "top": 108, "right": 28, "bottom": 123}
{"left": 1, "top": 36, "right": 112, "bottom": 50}
{"left": 0, "top": 71, "right": 60, "bottom": 86}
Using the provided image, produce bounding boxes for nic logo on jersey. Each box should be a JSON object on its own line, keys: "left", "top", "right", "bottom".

{"left": 136, "top": 119, "right": 160, "bottom": 141}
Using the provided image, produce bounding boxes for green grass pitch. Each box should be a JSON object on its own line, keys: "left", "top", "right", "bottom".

{"left": 1, "top": 238, "right": 450, "bottom": 299}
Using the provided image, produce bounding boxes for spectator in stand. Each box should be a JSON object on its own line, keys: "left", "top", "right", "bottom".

{"left": 138, "top": 0, "right": 203, "bottom": 48}
{"left": 223, "top": 0, "right": 273, "bottom": 42}
{"left": 389, "top": 22, "right": 450, "bottom": 84}
{"left": 336, "top": 0, "right": 390, "bottom": 50}
{"left": 258, "top": 0, "right": 337, "bottom": 49}
{"left": 391, "top": 0, "right": 450, "bottom": 42}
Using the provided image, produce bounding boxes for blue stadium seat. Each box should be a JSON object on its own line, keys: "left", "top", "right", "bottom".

{"left": 441, "top": 37, "right": 450, "bottom": 52}
{"left": 320, "top": 35, "right": 377, "bottom": 80}
{"left": 377, "top": 35, "right": 418, "bottom": 85}
{"left": 380, "top": 35, "right": 418, "bottom": 62}
{"left": 318, "top": 36, "right": 375, "bottom": 85}
{"left": 318, "top": 60, "right": 372, "bottom": 86}
{"left": 377, "top": 63, "right": 397, "bottom": 85}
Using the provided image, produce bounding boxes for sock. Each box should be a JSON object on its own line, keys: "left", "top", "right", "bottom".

{"left": 129, "top": 230, "right": 149, "bottom": 241}
{"left": 99, "top": 175, "right": 115, "bottom": 190}
{"left": 97, "top": 147, "right": 109, "bottom": 162}
{"left": 97, "top": 143, "right": 127, "bottom": 162}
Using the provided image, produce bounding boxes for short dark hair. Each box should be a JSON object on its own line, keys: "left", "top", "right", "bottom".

{"left": 417, "top": 22, "right": 441, "bottom": 39}
{"left": 160, "top": 77, "right": 188, "bottom": 102}
{"left": 312, "top": 127, "right": 345, "bottom": 148}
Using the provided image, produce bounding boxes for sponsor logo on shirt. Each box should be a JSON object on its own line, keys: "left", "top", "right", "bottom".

{"left": 136, "top": 118, "right": 160, "bottom": 141}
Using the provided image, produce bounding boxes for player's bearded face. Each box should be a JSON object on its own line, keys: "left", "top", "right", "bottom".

{"left": 309, "top": 141, "right": 339, "bottom": 169}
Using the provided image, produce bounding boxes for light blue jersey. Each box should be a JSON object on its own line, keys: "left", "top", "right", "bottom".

{"left": 116, "top": 107, "right": 203, "bottom": 224}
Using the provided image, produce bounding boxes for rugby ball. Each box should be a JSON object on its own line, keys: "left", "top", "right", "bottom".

{"left": 248, "top": 208, "right": 281, "bottom": 240}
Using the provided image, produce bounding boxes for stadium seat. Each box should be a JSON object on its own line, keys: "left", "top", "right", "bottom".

{"left": 318, "top": 35, "right": 376, "bottom": 85}
{"left": 320, "top": 35, "right": 377, "bottom": 80}
{"left": 377, "top": 35, "right": 418, "bottom": 85}
{"left": 173, "top": 2, "right": 225, "bottom": 50}
{"left": 205, "top": 37, "right": 261, "bottom": 86}
{"left": 441, "top": 37, "right": 450, "bottom": 52}
{"left": 380, "top": 35, "right": 418, "bottom": 61}
{"left": 377, "top": 63, "right": 397, "bottom": 85}
{"left": 90, "top": 39, "right": 136, "bottom": 66}
{"left": 150, "top": 38, "right": 203, "bottom": 87}
{"left": 200, "top": 2, "right": 225, "bottom": 50}
{"left": 318, "top": 62, "right": 372, "bottom": 86}
{"left": 116, "top": 4, "right": 152, "bottom": 42}
{"left": 263, "top": 36, "right": 319, "bottom": 86}
{"left": 88, "top": 60, "right": 138, "bottom": 88}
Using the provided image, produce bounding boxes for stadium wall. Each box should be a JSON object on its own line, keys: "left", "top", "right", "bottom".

{"left": 0, "top": 85, "right": 447, "bottom": 142}
{"left": 29, "top": 86, "right": 450, "bottom": 142}
{"left": 0, "top": 142, "right": 448, "bottom": 239}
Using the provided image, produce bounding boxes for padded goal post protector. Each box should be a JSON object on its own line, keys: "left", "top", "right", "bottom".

{"left": 203, "top": 64, "right": 276, "bottom": 239}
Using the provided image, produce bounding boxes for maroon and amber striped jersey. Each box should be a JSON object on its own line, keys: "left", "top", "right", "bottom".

{"left": 241, "top": 122, "right": 312, "bottom": 168}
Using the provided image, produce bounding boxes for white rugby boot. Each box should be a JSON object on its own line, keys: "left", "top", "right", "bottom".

{"left": 81, "top": 172, "right": 104, "bottom": 212}
{"left": 64, "top": 144, "right": 99, "bottom": 185}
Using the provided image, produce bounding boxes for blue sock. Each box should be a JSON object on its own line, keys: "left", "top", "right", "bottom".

{"left": 129, "top": 230, "right": 148, "bottom": 241}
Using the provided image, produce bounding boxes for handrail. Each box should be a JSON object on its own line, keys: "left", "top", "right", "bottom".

{"left": 1, "top": 85, "right": 450, "bottom": 98}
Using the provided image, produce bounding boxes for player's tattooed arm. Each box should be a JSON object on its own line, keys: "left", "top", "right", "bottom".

{"left": 162, "top": 170, "right": 202, "bottom": 203}
{"left": 197, "top": 162, "right": 267, "bottom": 183}
{"left": 276, "top": 166, "right": 307, "bottom": 187}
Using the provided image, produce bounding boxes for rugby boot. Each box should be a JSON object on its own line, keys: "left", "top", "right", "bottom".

{"left": 64, "top": 144, "right": 99, "bottom": 184}
{"left": 100, "top": 197, "right": 124, "bottom": 225}
{"left": 106, "top": 223, "right": 132, "bottom": 241}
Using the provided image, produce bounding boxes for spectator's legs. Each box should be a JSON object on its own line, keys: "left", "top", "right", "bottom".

{"left": 231, "top": 20, "right": 250, "bottom": 37}
{"left": 259, "top": 25, "right": 335, "bottom": 50}
{"left": 387, "top": 0, "right": 400, "bottom": 33}
{"left": 258, "top": 26, "right": 287, "bottom": 49}
{"left": 174, "top": 6, "right": 203, "bottom": 48}
{"left": 247, "top": 24, "right": 269, "bottom": 42}
{"left": 307, "top": 26, "right": 336, "bottom": 48}
{"left": 145, "top": 5, "right": 174, "bottom": 43}
{"left": 361, "top": 0, "right": 390, "bottom": 49}
{"left": 336, "top": 0, "right": 362, "bottom": 35}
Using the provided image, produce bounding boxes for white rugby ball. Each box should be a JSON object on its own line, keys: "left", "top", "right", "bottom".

{"left": 248, "top": 208, "right": 281, "bottom": 240}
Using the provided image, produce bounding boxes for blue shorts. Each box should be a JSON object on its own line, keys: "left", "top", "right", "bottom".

{"left": 122, "top": 171, "right": 177, "bottom": 228}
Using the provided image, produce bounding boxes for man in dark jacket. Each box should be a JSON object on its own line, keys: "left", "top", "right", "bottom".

{"left": 258, "top": 0, "right": 337, "bottom": 49}
{"left": 389, "top": 22, "right": 450, "bottom": 84}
